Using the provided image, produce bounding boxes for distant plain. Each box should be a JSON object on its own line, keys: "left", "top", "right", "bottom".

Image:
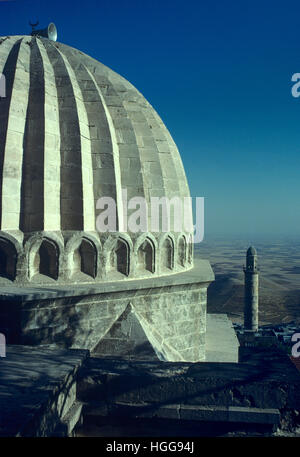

{"left": 195, "top": 238, "right": 300, "bottom": 325}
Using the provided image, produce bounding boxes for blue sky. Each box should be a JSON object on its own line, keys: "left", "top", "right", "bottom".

{"left": 0, "top": 0, "right": 300, "bottom": 240}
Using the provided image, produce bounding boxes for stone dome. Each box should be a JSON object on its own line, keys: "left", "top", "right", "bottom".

{"left": 0, "top": 35, "right": 193, "bottom": 285}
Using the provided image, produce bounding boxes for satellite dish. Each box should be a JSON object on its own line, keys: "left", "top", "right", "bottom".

{"left": 30, "top": 22, "right": 58, "bottom": 42}
{"left": 47, "top": 23, "right": 58, "bottom": 41}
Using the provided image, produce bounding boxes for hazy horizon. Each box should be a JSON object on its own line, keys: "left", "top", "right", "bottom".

{"left": 0, "top": 0, "right": 299, "bottom": 241}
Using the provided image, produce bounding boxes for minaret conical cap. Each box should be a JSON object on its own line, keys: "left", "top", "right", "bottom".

{"left": 247, "top": 246, "right": 257, "bottom": 256}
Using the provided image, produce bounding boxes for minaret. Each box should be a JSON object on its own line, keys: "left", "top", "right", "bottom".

{"left": 243, "top": 246, "right": 259, "bottom": 332}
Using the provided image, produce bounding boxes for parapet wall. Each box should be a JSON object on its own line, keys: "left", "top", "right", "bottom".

{"left": 77, "top": 349, "right": 300, "bottom": 434}
{"left": 0, "top": 346, "right": 89, "bottom": 437}
{"left": 1, "top": 345, "right": 300, "bottom": 436}
{"left": 0, "top": 259, "right": 213, "bottom": 362}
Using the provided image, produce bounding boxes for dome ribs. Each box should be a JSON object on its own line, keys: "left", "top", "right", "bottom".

{"left": 82, "top": 65, "right": 123, "bottom": 232}
{"left": 42, "top": 40, "right": 84, "bottom": 231}
{"left": 35, "top": 38, "right": 61, "bottom": 231}
{"left": 0, "top": 39, "right": 30, "bottom": 230}
{"left": 157, "top": 113, "right": 191, "bottom": 200}
{"left": 142, "top": 108, "right": 181, "bottom": 199}
{"left": 20, "top": 37, "right": 45, "bottom": 232}
{"left": 53, "top": 48, "right": 95, "bottom": 232}
{"left": 143, "top": 106, "right": 192, "bottom": 233}
{"left": 101, "top": 76, "right": 146, "bottom": 205}
{"left": 121, "top": 95, "right": 166, "bottom": 221}
{"left": 0, "top": 37, "right": 20, "bottom": 229}
{"left": 164, "top": 129, "right": 194, "bottom": 235}
{"left": 0, "top": 36, "right": 194, "bottom": 285}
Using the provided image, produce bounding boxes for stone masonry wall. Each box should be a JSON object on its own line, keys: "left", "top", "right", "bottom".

{"left": 0, "top": 283, "right": 207, "bottom": 363}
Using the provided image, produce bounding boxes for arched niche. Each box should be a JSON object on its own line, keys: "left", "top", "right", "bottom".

{"left": 0, "top": 238, "right": 17, "bottom": 280}
{"left": 137, "top": 238, "right": 155, "bottom": 273}
{"left": 72, "top": 238, "right": 97, "bottom": 278}
{"left": 110, "top": 239, "right": 129, "bottom": 276}
{"left": 178, "top": 236, "right": 187, "bottom": 267}
{"left": 34, "top": 239, "right": 59, "bottom": 279}
{"left": 161, "top": 236, "right": 174, "bottom": 270}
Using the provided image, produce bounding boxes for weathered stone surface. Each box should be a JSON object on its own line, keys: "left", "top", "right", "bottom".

{"left": 205, "top": 314, "right": 240, "bottom": 362}
{"left": 0, "top": 260, "right": 212, "bottom": 362}
{"left": 0, "top": 345, "right": 89, "bottom": 437}
{"left": 77, "top": 350, "right": 300, "bottom": 416}
{"left": 53, "top": 400, "right": 83, "bottom": 437}
{"left": 1, "top": 347, "right": 299, "bottom": 436}
{"left": 0, "top": 34, "right": 194, "bottom": 286}
{"left": 0, "top": 36, "right": 213, "bottom": 364}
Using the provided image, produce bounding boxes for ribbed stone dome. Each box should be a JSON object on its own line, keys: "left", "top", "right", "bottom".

{"left": 0, "top": 35, "right": 193, "bottom": 284}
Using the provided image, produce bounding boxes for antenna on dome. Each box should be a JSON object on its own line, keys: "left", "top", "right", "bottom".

{"left": 29, "top": 20, "right": 39, "bottom": 31}
{"left": 30, "top": 21, "right": 58, "bottom": 42}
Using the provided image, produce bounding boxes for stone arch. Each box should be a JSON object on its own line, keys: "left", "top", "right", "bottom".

{"left": 187, "top": 234, "right": 193, "bottom": 263}
{"left": 178, "top": 234, "right": 187, "bottom": 267}
{"left": 137, "top": 237, "right": 155, "bottom": 273}
{"left": 31, "top": 238, "right": 59, "bottom": 280}
{"left": 25, "top": 232, "right": 63, "bottom": 281}
{"left": 73, "top": 238, "right": 97, "bottom": 278}
{"left": 160, "top": 235, "right": 174, "bottom": 271}
{"left": 110, "top": 238, "right": 130, "bottom": 276}
{"left": 64, "top": 233, "right": 101, "bottom": 280}
{"left": 0, "top": 237, "right": 17, "bottom": 280}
